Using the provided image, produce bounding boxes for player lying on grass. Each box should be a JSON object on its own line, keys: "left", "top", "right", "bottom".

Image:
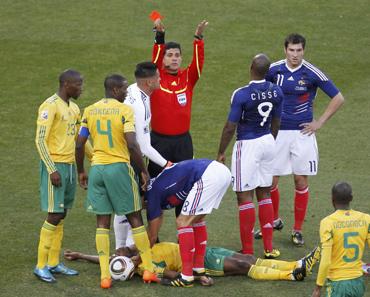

{"left": 64, "top": 241, "right": 320, "bottom": 284}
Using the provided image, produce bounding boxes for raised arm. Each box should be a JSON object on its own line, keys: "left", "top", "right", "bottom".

{"left": 152, "top": 19, "right": 166, "bottom": 69}
{"left": 188, "top": 20, "right": 208, "bottom": 86}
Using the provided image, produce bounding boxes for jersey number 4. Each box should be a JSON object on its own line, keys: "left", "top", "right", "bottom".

{"left": 97, "top": 119, "right": 113, "bottom": 148}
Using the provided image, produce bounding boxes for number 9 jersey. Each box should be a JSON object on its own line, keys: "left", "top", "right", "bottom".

{"left": 317, "top": 209, "right": 370, "bottom": 284}
{"left": 80, "top": 98, "right": 135, "bottom": 165}
{"left": 228, "top": 80, "right": 283, "bottom": 140}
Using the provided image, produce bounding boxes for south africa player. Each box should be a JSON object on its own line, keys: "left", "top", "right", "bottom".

{"left": 311, "top": 182, "right": 370, "bottom": 297}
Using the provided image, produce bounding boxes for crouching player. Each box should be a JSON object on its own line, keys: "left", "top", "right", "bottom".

{"left": 146, "top": 159, "right": 232, "bottom": 287}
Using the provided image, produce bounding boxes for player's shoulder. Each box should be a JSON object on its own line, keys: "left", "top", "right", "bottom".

{"left": 40, "top": 94, "right": 58, "bottom": 107}
{"left": 269, "top": 59, "right": 285, "bottom": 71}
{"left": 125, "top": 84, "right": 140, "bottom": 105}
{"left": 231, "top": 84, "right": 250, "bottom": 100}
{"left": 302, "top": 60, "right": 329, "bottom": 81}
{"left": 69, "top": 100, "right": 80, "bottom": 112}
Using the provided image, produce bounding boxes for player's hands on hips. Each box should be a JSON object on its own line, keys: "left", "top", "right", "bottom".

{"left": 311, "top": 286, "right": 321, "bottom": 297}
{"left": 300, "top": 119, "right": 322, "bottom": 135}
{"left": 140, "top": 171, "right": 150, "bottom": 192}
{"left": 217, "top": 153, "right": 226, "bottom": 164}
{"left": 78, "top": 172, "right": 88, "bottom": 189}
{"left": 195, "top": 20, "right": 208, "bottom": 37}
{"left": 50, "top": 171, "right": 62, "bottom": 187}
{"left": 154, "top": 18, "right": 165, "bottom": 32}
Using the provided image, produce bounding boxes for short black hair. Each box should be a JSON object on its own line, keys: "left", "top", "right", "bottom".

{"left": 165, "top": 41, "right": 181, "bottom": 54}
{"left": 104, "top": 74, "right": 126, "bottom": 91}
{"left": 332, "top": 182, "right": 353, "bottom": 204}
{"left": 59, "top": 69, "right": 81, "bottom": 86}
{"left": 284, "top": 33, "right": 306, "bottom": 49}
{"left": 134, "top": 62, "right": 158, "bottom": 79}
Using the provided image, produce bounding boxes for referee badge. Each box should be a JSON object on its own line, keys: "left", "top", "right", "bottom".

{"left": 177, "top": 93, "right": 187, "bottom": 106}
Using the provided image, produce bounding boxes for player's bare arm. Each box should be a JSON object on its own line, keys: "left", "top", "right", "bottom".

{"left": 271, "top": 117, "right": 281, "bottom": 139}
{"left": 147, "top": 214, "right": 164, "bottom": 247}
{"left": 300, "top": 92, "right": 344, "bottom": 135}
{"left": 194, "top": 20, "right": 208, "bottom": 38}
{"left": 75, "top": 135, "right": 88, "bottom": 189}
{"left": 124, "top": 131, "right": 150, "bottom": 191}
{"left": 217, "top": 121, "right": 237, "bottom": 163}
{"left": 311, "top": 285, "right": 322, "bottom": 297}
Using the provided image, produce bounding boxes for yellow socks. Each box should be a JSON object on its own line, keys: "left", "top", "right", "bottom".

{"left": 248, "top": 265, "right": 292, "bottom": 281}
{"left": 132, "top": 226, "right": 154, "bottom": 272}
{"left": 255, "top": 258, "right": 297, "bottom": 271}
{"left": 36, "top": 221, "right": 57, "bottom": 269}
{"left": 47, "top": 220, "right": 64, "bottom": 267}
{"left": 96, "top": 228, "right": 110, "bottom": 280}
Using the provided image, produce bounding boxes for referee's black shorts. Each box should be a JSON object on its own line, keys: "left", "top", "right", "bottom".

{"left": 148, "top": 131, "right": 193, "bottom": 178}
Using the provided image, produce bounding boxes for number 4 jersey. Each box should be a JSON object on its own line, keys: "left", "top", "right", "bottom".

{"left": 80, "top": 98, "right": 135, "bottom": 165}
{"left": 228, "top": 80, "right": 283, "bottom": 140}
{"left": 319, "top": 209, "right": 370, "bottom": 282}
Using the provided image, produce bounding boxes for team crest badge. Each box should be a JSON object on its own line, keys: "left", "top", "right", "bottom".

{"left": 298, "top": 79, "right": 306, "bottom": 86}
{"left": 40, "top": 110, "right": 48, "bottom": 120}
{"left": 177, "top": 93, "right": 187, "bottom": 106}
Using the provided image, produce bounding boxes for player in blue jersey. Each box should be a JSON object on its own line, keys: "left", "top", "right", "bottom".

{"left": 146, "top": 159, "right": 231, "bottom": 287}
{"left": 254, "top": 33, "right": 345, "bottom": 246}
{"left": 217, "top": 54, "right": 283, "bottom": 259}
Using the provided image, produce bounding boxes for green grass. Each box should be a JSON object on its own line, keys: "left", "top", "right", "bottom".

{"left": 0, "top": 0, "right": 369, "bottom": 296}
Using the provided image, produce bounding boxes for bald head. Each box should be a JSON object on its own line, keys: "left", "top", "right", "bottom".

{"left": 332, "top": 182, "right": 353, "bottom": 205}
{"left": 250, "top": 54, "right": 271, "bottom": 80}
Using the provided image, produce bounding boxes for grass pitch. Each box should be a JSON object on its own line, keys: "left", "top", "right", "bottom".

{"left": 0, "top": 1, "right": 369, "bottom": 296}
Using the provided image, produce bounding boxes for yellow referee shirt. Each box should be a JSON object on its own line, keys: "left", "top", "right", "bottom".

{"left": 316, "top": 209, "right": 370, "bottom": 286}
{"left": 35, "top": 94, "right": 81, "bottom": 173}
{"left": 81, "top": 98, "right": 135, "bottom": 165}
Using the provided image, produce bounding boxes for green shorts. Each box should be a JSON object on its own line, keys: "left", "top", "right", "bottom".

{"left": 40, "top": 161, "right": 76, "bottom": 213}
{"left": 86, "top": 163, "right": 141, "bottom": 215}
{"left": 326, "top": 276, "right": 365, "bottom": 297}
{"left": 204, "top": 247, "right": 235, "bottom": 276}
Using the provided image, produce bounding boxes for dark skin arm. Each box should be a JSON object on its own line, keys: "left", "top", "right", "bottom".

{"left": 50, "top": 171, "right": 62, "bottom": 187}
{"left": 271, "top": 116, "right": 281, "bottom": 139}
{"left": 125, "top": 132, "right": 150, "bottom": 191}
{"left": 75, "top": 135, "right": 88, "bottom": 189}
{"left": 147, "top": 214, "right": 164, "bottom": 247}
{"left": 217, "top": 121, "right": 237, "bottom": 164}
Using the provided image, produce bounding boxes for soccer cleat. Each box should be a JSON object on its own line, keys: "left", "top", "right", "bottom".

{"left": 142, "top": 270, "right": 160, "bottom": 283}
{"left": 292, "top": 266, "right": 306, "bottom": 281}
{"left": 264, "top": 248, "right": 281, "bottom": 259}
{"left": 301, "top": 246, "right": 321, "bottom": 275}
{"left": 47, "top": 263, "right": 79, "bottom": 275}
{"left": 291, "top": 231, "right": 305, "bottom": 247}
{"left": 168, "top": 275, "right": 194, "bottom": 288}
{"left": 193, "top": 270, "right": 214, "bottom": 286}
{"left": 254, "top": 218, "right": 284, "bottom": 239}
{"left": 33, "top": 266, "right": 56, "bottom": 283}
{"left": 100, "top": 278, "right": 112, "bottom": 289}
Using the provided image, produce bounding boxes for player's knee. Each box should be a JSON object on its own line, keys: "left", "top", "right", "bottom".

{"left": 294, "top": 175, "right": 308, "bottom": 189}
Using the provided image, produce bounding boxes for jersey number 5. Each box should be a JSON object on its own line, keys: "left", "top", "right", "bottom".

{"left": 343, "top": 232, "right": 359, "bottom": 262}
{"left": 258, "top": 102, "right": 273, "bottom": 127}
{"left": 97, "top": 119, "right": 113, "bottom": 148}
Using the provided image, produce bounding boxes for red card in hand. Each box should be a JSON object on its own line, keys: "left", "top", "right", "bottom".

{"left": 149, "top": 10, "right": 164, "bottom": 21}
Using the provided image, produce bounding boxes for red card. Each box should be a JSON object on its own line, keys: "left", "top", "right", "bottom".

{"left": 150, "top": 10, "right": 164, "bottom": 21}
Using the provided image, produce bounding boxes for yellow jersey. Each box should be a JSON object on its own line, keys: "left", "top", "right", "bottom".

{"left": 81, "top": 98, "right": 135, "bottom": 165}
{"left": 317, "top": 209, "right": 370, "bottom": 285}
{"left": 137, "top": 242, "right": 181, "bottom": 276}
{"left": 35, "top": 94, "right": 81, "bottom": 173}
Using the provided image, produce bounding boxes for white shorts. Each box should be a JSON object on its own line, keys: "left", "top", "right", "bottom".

{"left": 181, "top": 161, "right": 231, "bottom": 216}
{"left": 272, "top": 130, "right": 318, "bottom": 176}
{"left": 231, "top": 134, "right": 275, "bottom": 191}
{"left": 113, "top": 214, "right": 134, "bottom": 249}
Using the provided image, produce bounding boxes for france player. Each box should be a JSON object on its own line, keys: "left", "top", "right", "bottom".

{"left": 311, "top": 182, "right": 369, "bottom": 297}
{"left": 146, "top": 159, "right": 232, "bottom": 287}
{"left": 217, "top": 54, "right": 283, "bottom": 259}
{"left": 255, "top": 33, "right": 345, "bottom": 246}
